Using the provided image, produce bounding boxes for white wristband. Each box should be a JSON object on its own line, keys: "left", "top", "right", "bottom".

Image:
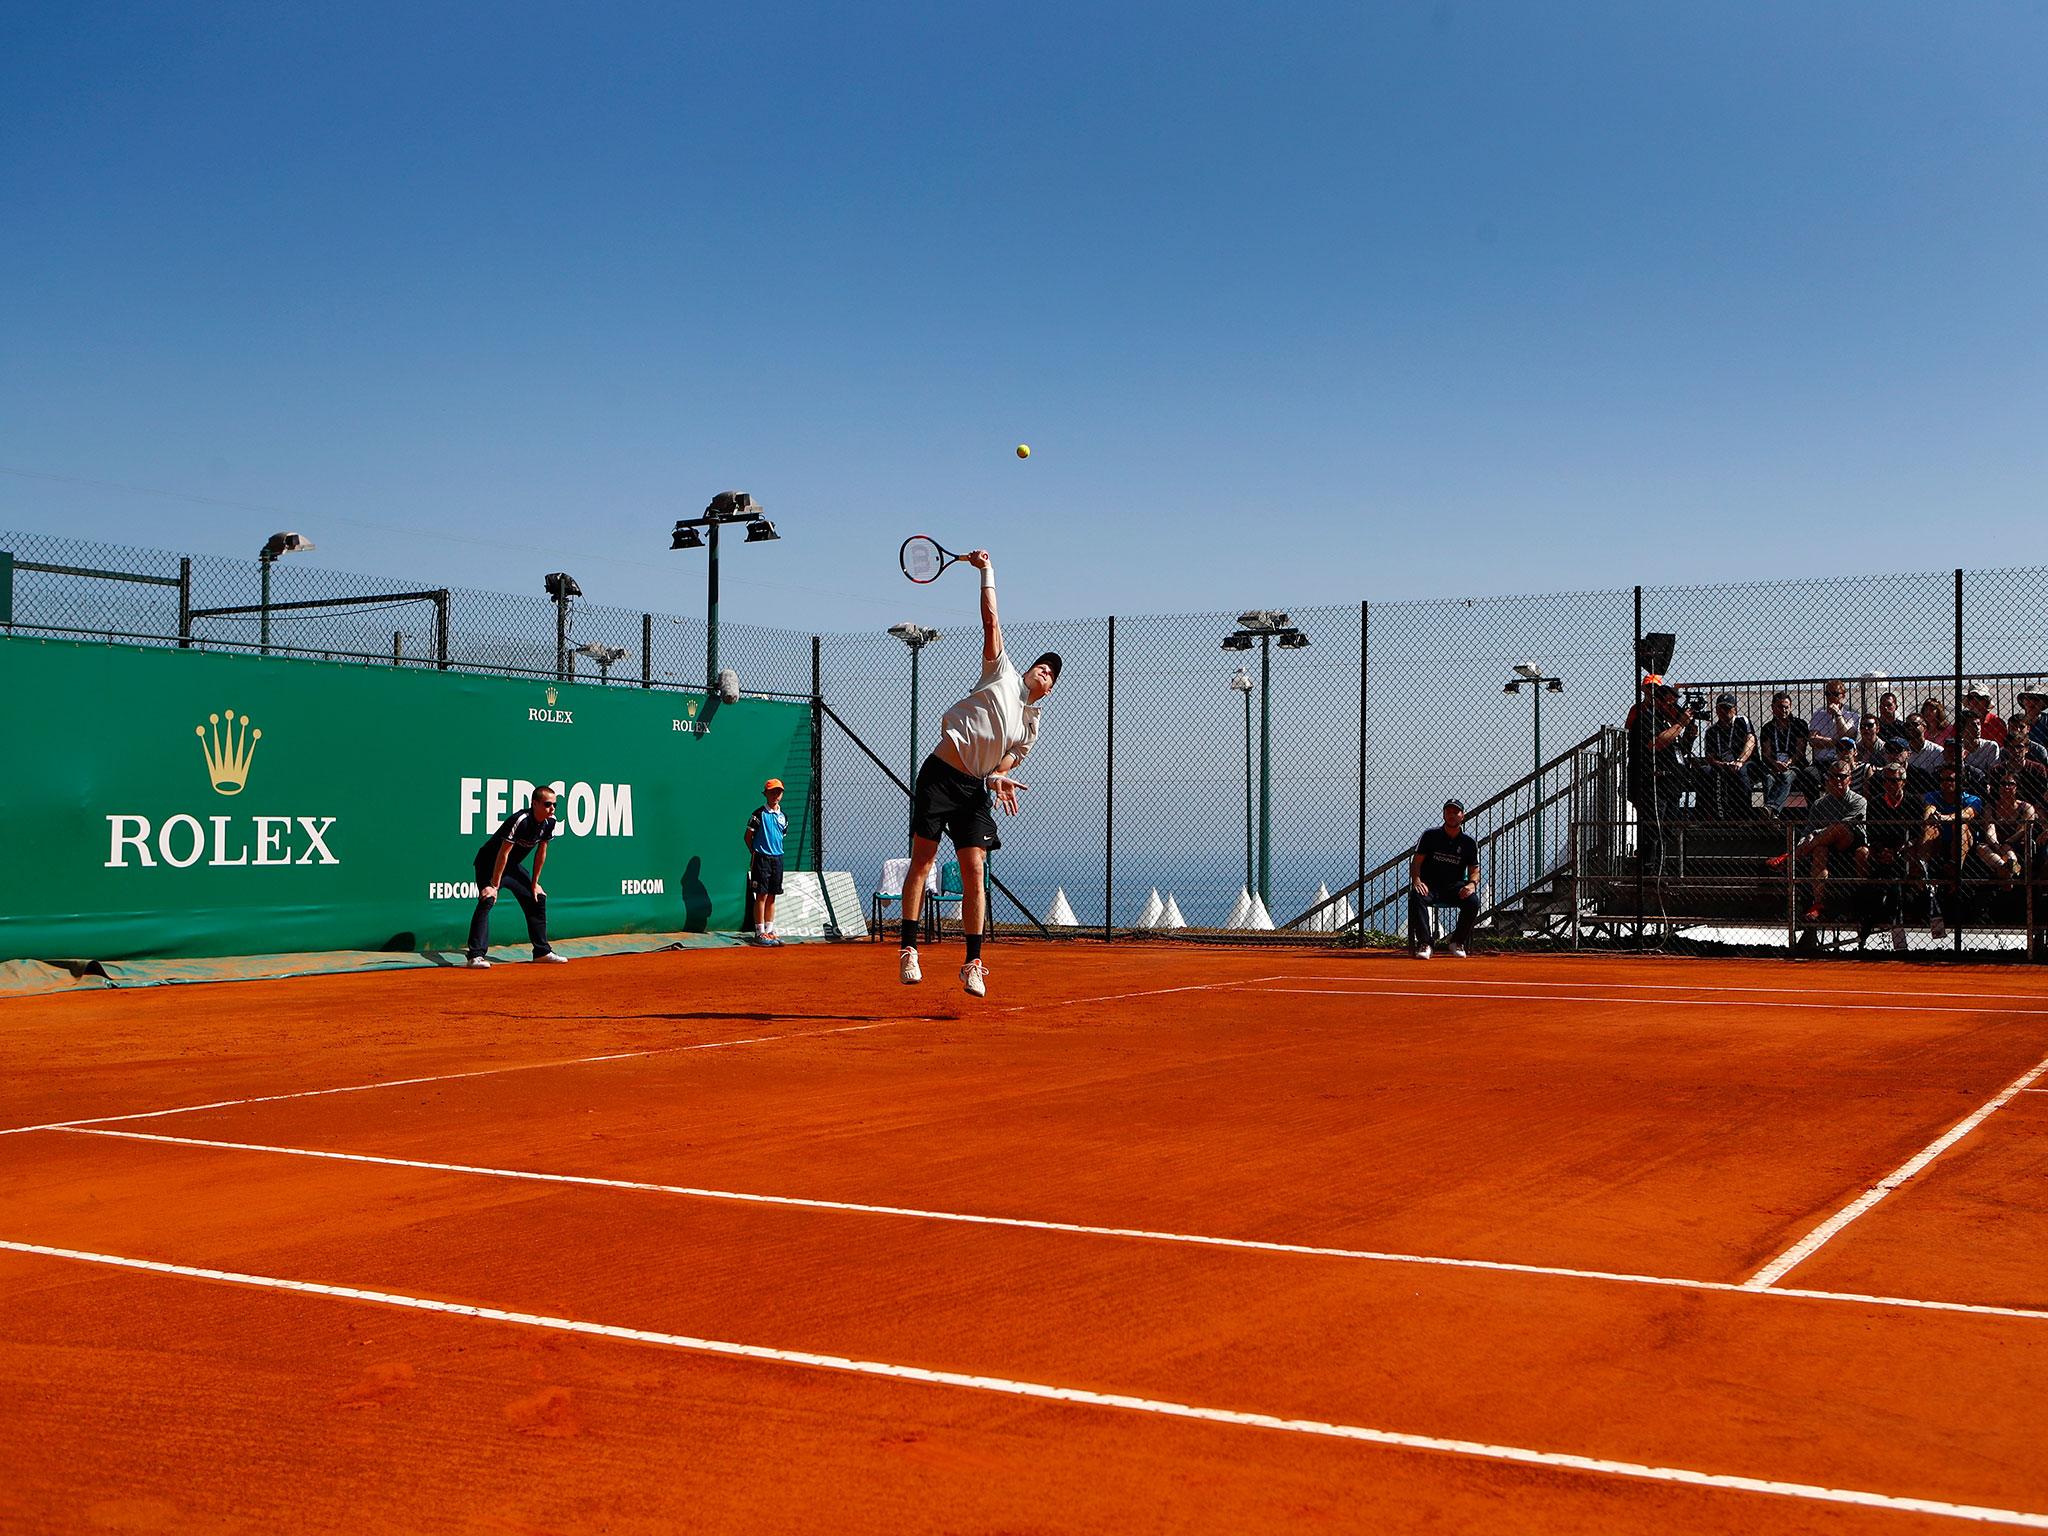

{"left": 980, "top": 561, "right": 996, "bottom": 590}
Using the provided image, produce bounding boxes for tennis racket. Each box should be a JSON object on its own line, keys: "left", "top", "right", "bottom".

{"left": 899, "top": 534, "right": 965, "bottom": 584}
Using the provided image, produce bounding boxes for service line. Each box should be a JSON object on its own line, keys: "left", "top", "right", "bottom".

{"left": 1745, "top": 1049, "right": 2048, "bottom": 1289}
{"left": 0, "top": 1020, "right": 892, "bottom": 1138}
{"left": 46, "top": 1125, "right": 2048, "bottom": 1325}
{"left": 1, "top": 1239, "right": 2043, "bottom": 1529}
{"left": 1262, "top": 973, "right": 2048, "bottom": 1004}
{"left": 1245, "top": 986, "right": 2048, "bottom": 1017}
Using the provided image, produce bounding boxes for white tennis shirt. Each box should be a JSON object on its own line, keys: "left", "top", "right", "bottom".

{"left": 939, "top": 650, "right": 1040, "bottom": 779}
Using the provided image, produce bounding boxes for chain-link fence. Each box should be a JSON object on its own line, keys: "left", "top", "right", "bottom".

{"left": 8, "top": 524, "right": 2047, "bottom": 959}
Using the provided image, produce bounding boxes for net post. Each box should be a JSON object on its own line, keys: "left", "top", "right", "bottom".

{"left": 1104, "top": 614, "right": 1116, "bottom": 940}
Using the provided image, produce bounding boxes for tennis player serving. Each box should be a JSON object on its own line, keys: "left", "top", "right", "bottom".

{"left": 898, "top": 548, "right": 1060, "bottom": 997}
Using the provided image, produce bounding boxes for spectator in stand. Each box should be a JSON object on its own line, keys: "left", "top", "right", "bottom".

{"left": 1756, "top": 691, "right": 1811, "bottom": 817}
{"left": 1626, "top": 677, "right": 1696, "bottom": 864}
{"left": 1995, "top": 724, "right": 2048, "bottom": 808}
{"left": 1860, "top": 764, "right": 1927, "bottom": 952}
{"left": 1982, "top": 775, "right": 2035, "bottom": 885}
{"left": 1873, "top": 690, "right": 1912, "bottom": 747}
{"left": 1809, "top": 680, "right": 1859, "bottom": 770}
{"left": 1696, "top": 692, "right": 1756, "bottom": 818}
{"left": 1919, "top": 696, "right": 1953, "bottom": 745}
{"left": 1854, "top": 716, "right": 1887, "bottom": 778}
{"left": 2016, "top": 690, "right": 2048, "bottom": 753}
{"left": 1901, "top": 714, "right": 1946, "bottom": 798}
{"left": 1836, "top": 739, "right": 1870, "bottom": 798}
{"left": 1963, "top": 686, "right": 2007, "bottom": 745}
{"left": 1956, "top": 712, "right": 2000, "bottom": 794}
{"left": 1921, "top": 762, "right": 1982, "bottom": 939}
{"left": 1767, "top": 759, "right": 1867, "bottom": 925}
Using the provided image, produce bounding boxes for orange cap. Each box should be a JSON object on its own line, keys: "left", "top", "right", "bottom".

{"left": 763, "top": 778, "right": 784, "bottom": 791}
{"left": 1641, "top": 673, "right": 1664, "bottom": 687}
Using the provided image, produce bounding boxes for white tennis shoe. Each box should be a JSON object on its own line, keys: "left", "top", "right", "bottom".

{"left": 536, "top": 952, "right": 568, "bottom": 964}
{"left": 899, "top": 947, "right": 923, "bottom": 984}
{"left": 1412, "top": 945, "right": 1432, "bottom": 961}
{"left": 961, "top": 960, "right": 988, "bottom": 998}
{"left": 1446, "top": 944, "right": 1467, "bottom": 958}
{"left": 466, "top": 956, "right": 491, "bottom": 970}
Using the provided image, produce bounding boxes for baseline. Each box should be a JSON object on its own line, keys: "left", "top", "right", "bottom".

{"left": 43, "top": 1125, "right": 2048, "bottom": 1325}
{"left": 1261, "top": 973, "right": 2048, "bottom": 1004}
{"left": 2, "top": 1238, "right": 2043, "bottom": 1530}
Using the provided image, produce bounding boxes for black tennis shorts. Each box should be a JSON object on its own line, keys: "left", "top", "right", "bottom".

{"left": 750, "top": 852, "right": 785, "bottom": 896}
{"left": 910, "top": 753, "right": 1000, "bottom": 851}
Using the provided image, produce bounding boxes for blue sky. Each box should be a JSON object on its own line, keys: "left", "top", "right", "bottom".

{"left": 3, "top": 2, "right": 2044, "bottom": 633}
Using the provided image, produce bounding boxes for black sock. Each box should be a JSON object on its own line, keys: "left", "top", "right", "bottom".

{"left": 900, "top": 918, "right": 918, "bottom": 949}
{"left": 965, "top": 933, "right": 984, "bottom": 962}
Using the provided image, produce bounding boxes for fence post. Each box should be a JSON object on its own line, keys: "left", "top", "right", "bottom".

{"left": 2026, "top": 823, "right": 2036, "bottom": 964}
{"left": 433, "top": 591, "right": 450, "bottom": 670}
{"left": 1104, "top": 615, "right": 1116, "bottom": 939}
{"left": 1358, "top": 599, "right": 1368, "bottom": 941}
{"left": 1786, "top": 820, "right": 1798, "bottom": 951}
{"left": 176, "top": 557, "right": 191, "bottom": 647}
{"left": 641, "top": 614, "right": 652, "bottom": 688}
{"left": 1954, "top": 568, "right": 1964, "bottom": 954}
{"left": 1633, "top": 585, "right": 1644, "bottom": 941}
{"left": 811, "top": 636, "right": 824, "bottom": 880}
{"left": 392, "top": 631, "right": 403, "bottom": 666}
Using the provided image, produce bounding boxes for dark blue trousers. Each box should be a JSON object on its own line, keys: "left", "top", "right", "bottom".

{"left": 467, "top": 859, "right": 551, "bottom": 958}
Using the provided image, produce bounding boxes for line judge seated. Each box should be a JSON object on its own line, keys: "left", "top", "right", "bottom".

{"left": 1409, "top": 799, "right": 1480, "bottom": 960}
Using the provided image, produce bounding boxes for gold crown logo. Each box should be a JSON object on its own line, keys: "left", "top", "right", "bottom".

{"left": 686, "top": 699, "right": 698, "bottom": 717}
{"left": 196, "top": 709, "right": 262, "bottom": 795}
{"left": 545, "top": 685, "right": 559, "bottom": 706}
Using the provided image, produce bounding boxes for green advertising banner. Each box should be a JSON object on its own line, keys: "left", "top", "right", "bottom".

{"left": 0, "top": 637, "right": 814, "bottom": 960}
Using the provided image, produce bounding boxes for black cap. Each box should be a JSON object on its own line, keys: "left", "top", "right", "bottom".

{"left": 1715, "top": 693, "right": 1737, "bottom": 707}
{"left": 1443, "top": 799, "right": 1465, "bottom": 814}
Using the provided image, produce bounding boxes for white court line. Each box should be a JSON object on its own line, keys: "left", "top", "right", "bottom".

{"left": 47, "top": 1125, "right": 2048, "bottom": 1325}
{"left": 0, "top": 981, "right": 1273, "bottom": 1139}
{"left": 1262, "top": 974, "right": 2048, "bottom": 1004}
{"left": 1745, "top": 1050, "right": 2048, "bottom": 1290}
{"left": 1001, "top": 978, "right": 1280, "bottom": 1013}
{"left": 1245, "top": 987, "right": 2048, "bottom": 1017}
{"left": 0, "top": 1021, "right": 891, "bottom": 1138}
{"left": 0, "top": 1241, "right": 2042, "bottom": 1529}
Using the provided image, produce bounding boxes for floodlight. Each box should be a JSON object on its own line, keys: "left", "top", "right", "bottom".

{"left": 670, "top": 525, "right": 705, "bottom": 550}
{"left": 1275, "top": 629, "right": 1310, "bottom": 650}
{"left": 544, "top": 572, "right": 581, "bottom": 601}
{"left": 260, "top": 532, "right": 314, "bottom": 560}
{"left": 1504, "top": 681, "right": 1521, "bottom": 694}
{"left": 1513, "top": 662, "right": 1542, "bottom": 681}
{"left": 576, "top": 643, "right": 626, "bottom": 666}
{"left": 889, "top": 623, "right": 939, "bottom": 647}
{"left": 1228, "top": 668, "right": 1253, "bottom": 694}
{"left": 1237, "top": 609, "right": 1289, "bottom": 632}
{"left": 1221, "top": 633, "right": 1255, "bottom": 652}
{"left": 705, "top": 491, "right": 757, "bottom": 518}
{"left": 1545, "top": 677, "right": 1564, "bottom": 693}
{"left": 743, "top": 519, "right": 780, "bottom": 543}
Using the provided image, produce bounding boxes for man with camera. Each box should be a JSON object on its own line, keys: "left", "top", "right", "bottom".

{"left": 1626, "top": 675, "right": 1697, "bottom": 867}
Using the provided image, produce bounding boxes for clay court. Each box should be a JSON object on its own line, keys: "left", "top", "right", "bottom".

{"left": 4, "top": 943, "right": 2047, "bottom": 1534}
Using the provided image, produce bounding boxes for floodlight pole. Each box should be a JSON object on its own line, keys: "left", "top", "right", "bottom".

{"left": 705, "top": 518, "right": 721, "bottom": 694}
{"left": 1260, "top": 631, "right": 1273, "bottom": 907}
{"left": 1243, "top": 682, "right": 1254, "bottom": 893}
{"left": 910, "top": 639, "right": 921, "bottom": 782}
{"left": 259, "top": 553, "right": 274, "bottom": 656}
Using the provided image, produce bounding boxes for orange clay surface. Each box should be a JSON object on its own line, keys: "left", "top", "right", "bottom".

{"left": 2, "top": 943, "right": 2046, "bottom": 1534}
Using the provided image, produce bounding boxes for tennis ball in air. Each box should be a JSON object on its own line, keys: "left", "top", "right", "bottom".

{"left": 1015, "top": 444, "right": 1031, "bottom": 459}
